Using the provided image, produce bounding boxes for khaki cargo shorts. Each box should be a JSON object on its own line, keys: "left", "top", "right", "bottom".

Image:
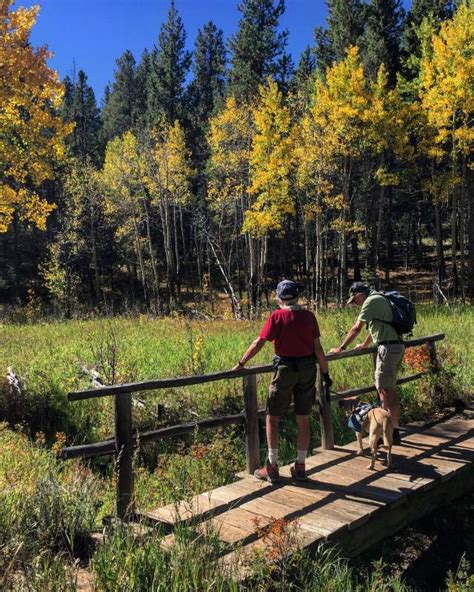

{"left": 267, "top": 355, "right": 317, "bottom": 416}
{"left": 374, "top": 343, "right": 405, "bottom": 390}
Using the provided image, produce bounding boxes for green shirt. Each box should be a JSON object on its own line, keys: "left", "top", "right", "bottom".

{"left": 358, "top": 292, "right": 400, "bottom": 344}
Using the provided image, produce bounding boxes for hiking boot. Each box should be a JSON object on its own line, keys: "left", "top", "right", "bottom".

{"left": 290, "top": 462, "right": 308, "bottom": 482}
{"left": 393, "top": 429, "right": 402, "bottom": 445}
{"left": 254, "top": 462, "right": 280, "bottom": 483}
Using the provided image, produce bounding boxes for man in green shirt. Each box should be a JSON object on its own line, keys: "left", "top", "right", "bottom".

{"left": 329, "top": 282, "right": 405, "bottom": 444}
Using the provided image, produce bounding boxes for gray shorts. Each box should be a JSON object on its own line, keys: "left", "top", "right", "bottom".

{"left": 374, "top": 343, "right": 405, "bottom": 390}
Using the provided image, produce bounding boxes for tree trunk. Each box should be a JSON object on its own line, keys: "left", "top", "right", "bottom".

{"left": 143, "top": 199, "right": 162, "bottom": 314}
{"left": 468, "top": 182, "right": 474, "bottom": 299}
{"left": 89, "top": 201, "right": 101, "bottom": 306}
{"left": 339, "top": 231, "right": 348, "bottom": 306}
{"left": 434, "top": 201, "right": 445, "bottom": 285}
{"left": 376, "top": 184, "right": 385, "bottom": 274}
{"left": 451, "top": 193, "right": 459, "bottom": 295}
{"left": 132, "top": 214, "right": 148, "bottom": 305}
{"left": 384, "top": 190, "right": 393, "bottom": 284}
{"left": 315, "top": 211, "right": 322, "bottom": 308}
{"left": 459, "top": 158, "right": 467, "bottom": 301}
{"left": 159, "top": 196, "right": 176, "bottom": 308}
{"left": 173, "top": 205, "right": 181, "bottom": 298}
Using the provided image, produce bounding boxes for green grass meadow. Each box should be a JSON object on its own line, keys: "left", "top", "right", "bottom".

{"left": 0, "top": 305, "right": 472, "bottom": 589}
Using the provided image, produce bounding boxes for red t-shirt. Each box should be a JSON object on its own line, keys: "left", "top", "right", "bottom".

{"left": 259, "top": 308, "right": 320, "bottom": 357}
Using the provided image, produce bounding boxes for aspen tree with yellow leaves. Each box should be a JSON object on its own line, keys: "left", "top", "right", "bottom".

{"left": 304, "top": 47, "right": 369, "bottom": 304}
{"left": 244, "top": 79, "right": 294, "bottom": 311}
{"left": 0, "top": 0, "right": 71, "bottom": 232}
{"left": 1, "top": 0, "right": 473, "bottom": 313}
{"left": 207, "top": 96, "right": 257, "bottom": 312}
{"left": 364, "top": 64, "right": 412, "bottom": 281}
{"left": 143, "top": 121, "right": 194, "bottom": 308}
{"left": 419, "top": 2, "right": 474, "bottom": 299}
{"left": 102, "top": 132, "right": 154, "bottom": 308}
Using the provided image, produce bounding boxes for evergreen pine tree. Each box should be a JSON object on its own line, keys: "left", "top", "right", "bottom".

{"left": 102, "top": 84, "right": 111, "bottom": 109}
{"left": 275, "top": 52, "right": 294, "bottom": 95}
{"left": 328, "top": 0, "right": 365, "bottom": 60}
{"left": 61, "top": 71, "right": 101, "bottom": 163}
{"left": 313, "top": 26, "right": 334, "bottom": 72}
{"left": 228, "top": 0, "right": 289, "bottom": 101}
{"left": 60, "top": 75, "right": 74, "bottom": 124}
{"left": 134, "top": 49, "right": 151, "bottom": 130}
{"left": 293, "top": 46, "right": 317, "bottom": 90}
{"left": 102, "top": 50, "right": 137, "bottom": 140}
{"left": 188, "top": 21, "right": 227, "bottom": 127}
{"left": 362, "top": 0, "right": 405, "bottom": 84}
{"left": 147, "top": 0, "right": 192, "bottom": 127}
{"left": 401, "top": 0, "right": 453, "bottom": 66}
{"left": 72, "top": 70, "right": 102, "bottom": 163}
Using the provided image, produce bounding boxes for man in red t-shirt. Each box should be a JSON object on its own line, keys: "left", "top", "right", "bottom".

{"left": 232, "top": 280, "right": 331, "bottom": 483}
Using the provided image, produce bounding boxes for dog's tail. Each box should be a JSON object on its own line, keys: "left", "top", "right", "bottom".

{"left": 383, "top": 414, "right": 393, "bottom": 449}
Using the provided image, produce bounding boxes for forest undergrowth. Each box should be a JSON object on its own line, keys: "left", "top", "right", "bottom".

{"left": 0, "top": 304, "right": 472, "bottom": 590}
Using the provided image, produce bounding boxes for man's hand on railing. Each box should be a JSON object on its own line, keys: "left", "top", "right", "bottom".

{"left": 328, "top": 347, "right": 343, "bottom": 355}
{"left": 322, "top": 372, "right": 332, "bottom": 387}
{"left": 353, "top": 343, "right": 366, "bottom": 350}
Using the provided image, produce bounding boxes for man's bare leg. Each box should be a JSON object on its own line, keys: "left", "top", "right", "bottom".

{"left": 266, "top": 414, "right": 280, "bottom": 451}
{"left": 378, "top": 387, "right": 399, "bottom": 428}
{"left": 295, "top": 415, "right": 310, "bottom": 451}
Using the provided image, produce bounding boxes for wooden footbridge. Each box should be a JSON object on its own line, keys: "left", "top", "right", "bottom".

{"left": 62, "top": 333, "right": 474, "bottom": 564}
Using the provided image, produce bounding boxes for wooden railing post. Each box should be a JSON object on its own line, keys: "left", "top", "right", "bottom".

{"left": 427, "top": 340, "right": 439, "bottom": 373}
{"left": 243, "top": 374, "right": 260, "bottom": 474}
{"left": 115, "top": 391, "right": 134, "bottom": 521}
{"left": 317, "top": 365, "right": 334, "bottom": 450}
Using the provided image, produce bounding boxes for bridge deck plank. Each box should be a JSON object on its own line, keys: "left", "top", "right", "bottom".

{"left": 137, "top": 416, "right": 474, "bottom": 563}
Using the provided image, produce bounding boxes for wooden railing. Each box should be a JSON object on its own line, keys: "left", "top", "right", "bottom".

{"left": 61, "top": 333, "right": 444, "bottom": 520}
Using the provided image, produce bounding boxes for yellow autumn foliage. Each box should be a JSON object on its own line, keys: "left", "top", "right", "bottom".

{"left": 420, "top": 3, "right": 474, "bottom": 158}
{"left": 243, "top": 79, "right": 294, "bottom": 237}
{"left": 0, "top": 0, "right": 72, "bottom": 231}
{"left": 145, "top": 121, "right": 193, "bottom": 207}
{"left": 207, "top": 96, "right": 253, "bottom": 209}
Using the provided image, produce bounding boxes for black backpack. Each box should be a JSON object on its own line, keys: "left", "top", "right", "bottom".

{"left": 379, "top": 291, "right": 416, "bottom": 336}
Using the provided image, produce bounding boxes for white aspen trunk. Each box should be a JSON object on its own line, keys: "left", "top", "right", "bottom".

{"left": 315, "top": 210, "right": 321, "bottom": 308}
{"left": 132, "top": 214, "right": 147, "bottom": 304}
{"left": 159, "top": 194, "right": 176, "bottom": 308}
{"left": 143, "top": 198, "right": 162, "bottom": 314}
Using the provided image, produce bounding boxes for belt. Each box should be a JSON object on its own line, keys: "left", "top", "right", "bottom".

{"left": 377, "top": 340, "right": 402, "bottom": 346}
{"left": 274, "top": 354, "right": 315, "bottom": 362}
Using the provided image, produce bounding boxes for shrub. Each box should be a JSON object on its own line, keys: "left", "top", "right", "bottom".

{"left": 0, "top": 427, "right": 100, "bottom": 568}
{"left": 91, "top": 524, "right": 237, "bottom": 592}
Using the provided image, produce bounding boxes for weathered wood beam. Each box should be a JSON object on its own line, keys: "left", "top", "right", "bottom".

{"left": 330, "top": 371, "right": 430, "bottom": 401}
{"left": 61, "top": 412, "right": 247, "bottom": 460}
{"left": 68, "top": 334, "right": 445, "bottom": 401}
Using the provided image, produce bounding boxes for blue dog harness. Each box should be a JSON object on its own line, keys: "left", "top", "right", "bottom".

{"left": 348, "top": 402, "right": 380, "bottom": 433}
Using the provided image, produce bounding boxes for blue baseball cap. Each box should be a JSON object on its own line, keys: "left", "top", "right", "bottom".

{"left": 276, "top": 280, "right": 301, "bottom": 301}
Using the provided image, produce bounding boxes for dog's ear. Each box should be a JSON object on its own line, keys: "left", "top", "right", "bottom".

{"left": 339, "top": 396, "right": 360, "bottom": 411}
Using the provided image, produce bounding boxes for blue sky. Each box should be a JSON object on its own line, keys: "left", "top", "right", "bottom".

{"left": 21, "top": 0, "right": 410, "bottom": 103}
{"left": 18, "top": 0, "right": 326, "bottom": 102}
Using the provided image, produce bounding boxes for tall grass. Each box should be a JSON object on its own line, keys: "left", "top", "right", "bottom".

{"left": 0, "top": 426, "right": 100, "bottom": 588}
{"left": 90, "top": 525, "right": 413, "bottom": 592}
{"left": 0, "top": 305, "right": 471, "bottom": 444}
{"left": 0, "top": 306, "right": 472, "bottom": 586}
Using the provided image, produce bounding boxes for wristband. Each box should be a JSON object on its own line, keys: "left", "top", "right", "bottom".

{"left": 238, "top": 360, "right": 245, "bottom": 367}
{"left": 340, "top": 345, "right": 346, "bottom": 351}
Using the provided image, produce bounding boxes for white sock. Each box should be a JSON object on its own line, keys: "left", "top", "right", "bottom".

{"left": 297, "top": 449, "right": 307, "bottom": 464}
{"left": 268, "top": 448, "right": 278, "bottom": 465}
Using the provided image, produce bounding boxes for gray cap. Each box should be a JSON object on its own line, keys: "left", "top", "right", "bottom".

{"left": 347, "top": 281, "right": 370, "bottom": 304}
{"left": 276, "top": 280, "right": 301, "bottom": 301}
